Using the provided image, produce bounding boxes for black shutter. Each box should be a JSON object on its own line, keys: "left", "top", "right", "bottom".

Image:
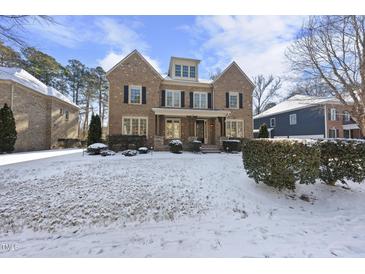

{"left": 124, "top": 85, "right": 129, "bottom": 103}
{"left": 161, "top": 90, "right": 165, "bottom": 107}
{"left": 239, "top": 93, "right": 243, "bottom": 108}
{"left": 142, "top": 87, "right": 146, "bottom": 104}
{"left": 226, "top": 92, "right": 229, "bottom": 108}
{"left": 190, "top": 92, "right": 194, "bottom": 108}
{"left": 181, "top": 91, "right": 185, "bottom": 107}
{"left": 208, "top": 93, "right": 212, "bottom": 109}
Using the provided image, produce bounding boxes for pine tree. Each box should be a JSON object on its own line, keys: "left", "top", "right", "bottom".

{"left": 0, "top": 103, "right": 17, "bottom": 153}
{"left": 87, "top": 114, "right": 102, "bottom": 146}
{"left": 258, "top": 123, "right": 269, "bottom": 138}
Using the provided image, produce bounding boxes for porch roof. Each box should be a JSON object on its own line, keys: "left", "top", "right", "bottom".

{"left": 152, "top": 108, "right": 231, "bottom": 118}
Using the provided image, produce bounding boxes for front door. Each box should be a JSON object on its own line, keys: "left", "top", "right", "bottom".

{"left": 196, "top": 120, "right": 205, "bottom": 143}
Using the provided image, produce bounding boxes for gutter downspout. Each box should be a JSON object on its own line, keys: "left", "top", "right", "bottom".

{"left": 324, "top": 105, "right": 328, "bottom": 138}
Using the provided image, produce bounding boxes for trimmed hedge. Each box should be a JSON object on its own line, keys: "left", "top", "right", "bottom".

{"left": 242, "top": 139, "right": 320, "bottom": 190}
{"left": 317, "top": 139, "right": 365, "bottom": 185}
{"left": 223, "top": 139, "right": 241, "bottom": 152}
{"left": 191, "top": 140, "right": 202, "bottom": 152}
{"left": 107, "top": 135, "right": 147, "bottom": 151}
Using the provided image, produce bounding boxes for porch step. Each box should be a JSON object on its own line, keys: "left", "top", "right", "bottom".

{"left": 201, "top": 145, "right": 221, "bottom": 154}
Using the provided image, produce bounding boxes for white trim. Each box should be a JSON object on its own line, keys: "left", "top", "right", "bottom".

{"left": 193, "top": 91, "right": 208, "bottom": 109}
{"left": 228, "top": 91, "right": 239, "bottom": 109}
{"left": 324, "top": 105, "right": 328, "bottom": 138}
{"left": 343, "top": 123, "right": 359, "bottom": 130}
{"left": 129, "top": 85, "right": 142, "bottom": 105}
{"left": 289, "top": 113, "right": 297, "bottom": 125}
{"left": 343, "top": 111, "right": 351, "bottom": 122}
{"left": 225, "top": 119, "right": 244, "bottom": 138}
{"left": 328, "top": 127, "right": 338, "bottom": 138}
{"left": 122, "top": 116, "right": 148, "bottom": 137}
{"left": 165, "top": 89, "right": 181, "bottom": 108}
{"left": 330, "top": 108, "right": 337, "bottom": 121}
{"left": 165, "top": 118, "right": 181, "bottom": 139}
{"left": 274, "top": 135, "right": 324, "bottom": 139}
{"left": 152, "top": 107, "right": 230, "bottom": 117}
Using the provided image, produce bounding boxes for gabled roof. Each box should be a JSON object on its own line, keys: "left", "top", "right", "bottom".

{"left": 106, "top": 49, "right": 163, "bottom": 80}
{"left": 0, "top": 67, "right": 78, "bottom": 108}
{"left": 212, "top": 61, "right": 255, "bottom": 88}
{"left": 254, "top": 95, "right": 340, "bottom": 119}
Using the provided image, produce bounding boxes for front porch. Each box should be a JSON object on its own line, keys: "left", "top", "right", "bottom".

{"left": 152, "top": 108, "right": 231, "bottom": 149}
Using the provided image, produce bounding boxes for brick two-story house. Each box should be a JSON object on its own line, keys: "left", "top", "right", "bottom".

{"left": 107, "top": 50, "right": 254, "bottom": 149}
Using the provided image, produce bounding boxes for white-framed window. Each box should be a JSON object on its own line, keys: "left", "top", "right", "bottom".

{"left": 330, "top": 108, "right": 337, "bottom": 121}
{"left": 166, "top": 90, "right": 181, "bottom": 108}
{"left": 229, "top": 92, "right": 239, "bottom": 109}
{"left": 193, "top": 92, "right": 208, "bottom": 109}
{"left": 226, "top": 120, "right": 244, "bottom": 138}
{"left": 189, "top": 66, "right": 196, "bottom": 78}
{"left": 122, "top": 117, "right": 148, "bottom": 136}
{"left": 289, "top": 114, "right": 297, "bottom": 125}
{"left": 328, "top": 128, "right": 338, "bottom": 138}
{"left": 270, "top": 117, "right": 276, "bottom": 127}
{"left": 343, "top": 111, "right": 351, "bottom": 122}
{"left": 175, "top": 65, "right": 181, "bottom": 77}
{"left": 182, "top": 65, "right": 189, "bottom": 78}
{"left": 165, "top": 118, "right": 181, "bottom": 139}
{"left": 129, "top": 85, "right": 142, "bottom": 104}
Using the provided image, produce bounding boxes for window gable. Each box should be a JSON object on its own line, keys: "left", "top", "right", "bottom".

{"left": 129, "top": 85, "right": 142, "bottom": 104}
{"left": 175, "top": 65, "right": 181, "bottom": 77}
{"left": 182, "top": 65, "right": 189, "bottom": 78}
{"left": 189, "top": 66, "right": 196, "bottom": 78}
{"left": 229, "top": 92, "right": 239, "bottom": 109}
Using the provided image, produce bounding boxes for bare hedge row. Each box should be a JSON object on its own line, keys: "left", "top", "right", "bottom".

{"left": 241, "top": 138, "right": 365, "bottom": 190}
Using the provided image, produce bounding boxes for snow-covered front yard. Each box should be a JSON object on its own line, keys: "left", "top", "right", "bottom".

{"left": 0, "top": 151, "right": 365, "bottom": 257}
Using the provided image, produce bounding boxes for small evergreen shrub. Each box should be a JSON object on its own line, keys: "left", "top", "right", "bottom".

{"left": 258, "top": 123, "right": 269, "bottom": 138}
{"left": 242, "top": 138, "right": 320, "bottom": 190}
{"left": 191, "top": 140, "right": 202, "bottom": 152}
{"left": 317, "top": 139, "right": 365, "bottom": 185}
{"left": 87, "top": 143, "right": 108, "bottom": 155}
{"left": 138, "top": 147, "right": 149, "bottom": 154}
{"left": 87, "top": 114, "right": 102, "bottom": 146}
{"left": 0, "top": 103, "right": 17, "bottom": 153}
{"left": 223, "top": 139, "right": 241, "bottom": 152}
{"left": 169, "top": 139, "right": 183, "bottom": 154}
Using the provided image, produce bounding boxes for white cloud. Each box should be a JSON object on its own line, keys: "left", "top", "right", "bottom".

{"left": 184, "top": 16, "right": 304, "bottom": 79}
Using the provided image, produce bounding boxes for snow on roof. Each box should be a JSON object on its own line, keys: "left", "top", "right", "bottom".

{"left": 254, "top": 95, "right": 339, "bottom": 119}
{"left": 0, "top": 67, "right": 78, "bottom": 108}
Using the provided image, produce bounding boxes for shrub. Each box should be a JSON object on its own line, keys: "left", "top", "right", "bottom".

{"left": 242, "top": 138, "right": 320, "bottom": 190}
{"left": 138, "top": 147, "right": 149, "bottom": 154}
{"left": 87, "top": 143, "right": 108, "bottom": 155}
{"left": 258, "top": 123, "right": 269, "bottom": 138}
{"left": 169, "top": 139, "right": 183, "bottom": 154}
{"left": 317, "top": 139, "right": 365, "bottom": 185}
{"left": 223, "top": 139, "right": 241, "bottom": 152}
{"left": 0, "top": 103, "right": 17, "bottom": 153}
{"left": 100, "top": 150, "right": 116, "bottom": 157}
{"left": 191, "top": 140, "right": 202, "bottom": 152}
{"left": 108, "top": 135, "right": 147, "bottom": 151}
{"left": 87, "top": 114, "right": 102, "bottom": 146}
{"left": 121, "top": 149, "right": 137, "bottom": 157}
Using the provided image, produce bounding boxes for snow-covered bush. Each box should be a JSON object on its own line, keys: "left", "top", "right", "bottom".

{"left": 223, "top": 139, "right": 241, "bottom": 152}
{"left": 100, "top": 149, "right": 116, "bottom": 156}
{"left": 87, "top": 143, "right": 108, "bottom": 155}
{"left": 242, "top": 138, "right": 320, "bottom": 190}
{"left": 138, "top": 147, "right": 149, "bottom": 154}
{"left": 317, "top": 139, "right": 365, "bottom": 185}
{"left": 191, "top": 140, "right": 202, "bottom": 152}
{"left": 121, "top": 149, "right": 137, "bottom": 157}
{"left": 169, "top": 139, "right": 183, "bottom": 153}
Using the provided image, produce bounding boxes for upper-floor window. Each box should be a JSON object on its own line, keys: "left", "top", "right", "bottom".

{"left": 183, "top": 65, "right": 189, "bottom": 78}
{"left": 289, "top": 114, "right": 297, "bottom": 125}
{"left": 343, "top": 111, "right": 351, "bottom": 122}
{"left": 123, "top": 117, "right": 147, "bottom": 136}
{"left": 229, "top": 92, "right": 239, "bottom": 109}
{"left": 330, "top": 108, "right": 337, "bottom": 121}
{"left": 65, "top": 110, "right": 69, "bottom": 121}
{"left": 226, "top": 120, "right": 244, "bottom": 138}
{"left": 190, "top": 66, "right": 196, "bottom": 78}
{"left": 60, "top": 108, "right": 64, "bottom": 115}
{"left": 270, "top": 117, "right": 276, "bottom": 127}
{"left": 193, "top": 92, "right": 207, "bottom": 109}
{"left": 129, "top": 85, "right": 142, "bottom": 104}
{"left": 166, "top": 90, "right": 181, "bottom": 108}
{"left": 175, "top": 65, "right": 181, "bottom": 77}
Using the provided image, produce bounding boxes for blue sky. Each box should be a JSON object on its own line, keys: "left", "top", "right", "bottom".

{"left": 22, "top": 16, "right": 304, "bottom": 79}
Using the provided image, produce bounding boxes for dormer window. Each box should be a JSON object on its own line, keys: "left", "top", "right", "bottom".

{"left": 190, "top": 66, "right": 196, "bottom": 78}
{"left": 183, "top": 65, "right": 189, "bottom": 78}
{"left": 175, "top": 65, "right": 181, "bottom": 77}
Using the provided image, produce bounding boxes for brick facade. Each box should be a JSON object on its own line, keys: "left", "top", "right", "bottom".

{"left": 107, "top": 50, "right": 254, "bottom": 149}
{"left": 0, "top": 81, "right": 79, "bottom": 152}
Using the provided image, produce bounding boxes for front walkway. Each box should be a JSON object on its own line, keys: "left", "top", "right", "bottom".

{"left": 0, "top": 148, "right": 83, "bottom": 166}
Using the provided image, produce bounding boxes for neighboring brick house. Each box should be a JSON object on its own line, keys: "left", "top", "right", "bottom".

{"left": 0, "top": 67, "right": 80, "bottom": 152}
{"left": 253, "top": 95, "right": 363, "bottom": 139}
{"left": 107, "top": 50, "right": 254, "bottom": 149}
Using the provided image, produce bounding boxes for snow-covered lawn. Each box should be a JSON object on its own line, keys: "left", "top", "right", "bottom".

{"left": 0, "top": 151, "right": 365, "bottom": 257}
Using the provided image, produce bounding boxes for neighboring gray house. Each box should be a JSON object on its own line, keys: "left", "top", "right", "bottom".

{"left": 253, "top": 95, "right": 362, "bottom": 139}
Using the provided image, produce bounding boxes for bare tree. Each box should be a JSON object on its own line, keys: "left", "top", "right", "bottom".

{"left": 209, "top": 68, "right": 222, "bottom": 80}
{"left": 286, "top": 16, "right": 365, "bottom": 136}
{"left": 253, "top": 75, "right": 282, "bottom": 114}
{"left": 287, "top": 78, "right": 332, "bottom": 98}
{"left": 0, "top": 16, "right": 54, "bottom": 46}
